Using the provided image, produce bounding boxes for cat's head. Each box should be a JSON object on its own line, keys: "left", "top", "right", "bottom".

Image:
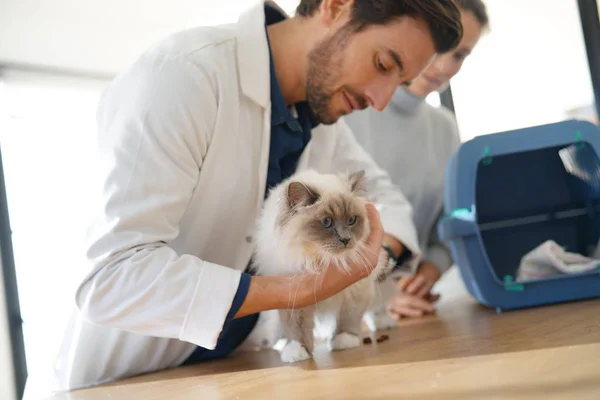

{"left": 276, "top": 170, "right": 369, "bottom": 262}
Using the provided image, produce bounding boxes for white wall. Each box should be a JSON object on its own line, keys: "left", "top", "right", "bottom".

{"left": 0, "top": 71, "right": 111, "bottom": 395}
{"left": 450, "top": 0, "right": 596, "bottom": 141}
{"left": 0, "top": 0, "right": 299, "bottom": 77}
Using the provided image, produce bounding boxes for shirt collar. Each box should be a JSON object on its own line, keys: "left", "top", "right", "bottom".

{"left": 264, "top": 3, "right": 320, "bottom": 130}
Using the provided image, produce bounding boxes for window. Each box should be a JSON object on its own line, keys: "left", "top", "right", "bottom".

{"left": 0, "top": 70, "right": 108, "bottom": 386}
{"left": 449, "top": 0, "right": 597, "bottom": 141}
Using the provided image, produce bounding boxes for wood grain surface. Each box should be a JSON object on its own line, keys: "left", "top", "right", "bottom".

{"left": 48, "top": 268, "right": 600, "bottom": 399}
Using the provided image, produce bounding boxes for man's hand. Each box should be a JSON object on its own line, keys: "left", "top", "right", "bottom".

{"left": 235, "top": 202, "right": 384, "bottom": 318}
{"left": 309, "top": 202, "right": 384, "bottom": 298}
{"left": 386, "top": 261, "right": 441, "bottom": 319}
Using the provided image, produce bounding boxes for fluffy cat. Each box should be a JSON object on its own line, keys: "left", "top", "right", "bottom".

{"left": 252, "top": 169, "right": 391, "bottom": 363}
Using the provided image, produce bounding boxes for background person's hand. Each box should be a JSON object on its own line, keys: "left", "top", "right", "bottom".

{"left": 399, "top": 261, "right": 441, "bottom": 297}
{"left": 387, "top": 261, "right": 442, "bottom": 319}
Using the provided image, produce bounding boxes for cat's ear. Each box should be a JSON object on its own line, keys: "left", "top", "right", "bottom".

{"left": 348, "top": 169, "right": 366, "bottom": 196}
{"left": 287, "top": 182, "right": 319, "bottom": 208}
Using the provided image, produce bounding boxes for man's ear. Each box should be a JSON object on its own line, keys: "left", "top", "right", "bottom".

{"left": 318, "top": 0, "right": 354, "bottom": 27}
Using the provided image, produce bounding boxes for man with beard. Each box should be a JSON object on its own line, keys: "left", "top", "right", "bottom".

{"left": 30, "top": 0, "right": 462, "bottom": 396}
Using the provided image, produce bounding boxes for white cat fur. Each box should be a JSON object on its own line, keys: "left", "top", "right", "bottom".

{"left": 252, "top": 169, "right": 390, "bottom": 363}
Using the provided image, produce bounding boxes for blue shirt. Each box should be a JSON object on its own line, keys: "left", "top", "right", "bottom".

{"left": 183, "top": 3, "right": 317, "bottom": 365}
{"left": 264, "top": 5, "right": 318, "bottom": 194}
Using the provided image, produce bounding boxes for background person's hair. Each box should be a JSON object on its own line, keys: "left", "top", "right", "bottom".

{"left": 455, "top": 0, "right": 490, "bottom": 30}
{"left": 295, "top": 0, "right": 463, "bottom": 54}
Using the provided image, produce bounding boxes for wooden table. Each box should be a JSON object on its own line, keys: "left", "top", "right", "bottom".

{"left": 50, "top": 268, "right": 600, "bottom": 399}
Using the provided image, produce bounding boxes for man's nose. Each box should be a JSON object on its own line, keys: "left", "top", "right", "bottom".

{"left": 364, "top": 78, "right": 398, "bottom": 111}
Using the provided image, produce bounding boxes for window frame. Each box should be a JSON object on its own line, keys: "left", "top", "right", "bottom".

{"left": 0, "top": 144, "right": 26, "bottom": 400}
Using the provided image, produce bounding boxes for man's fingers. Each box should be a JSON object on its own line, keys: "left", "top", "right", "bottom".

{"left": 365, "top": 202, "right": 384, "bottom": 248}
{"left": 337, "top": 203, "right": 383, "bottom": 283}
{"left": 315, "top": 202, "right": 395, "bottom": 298}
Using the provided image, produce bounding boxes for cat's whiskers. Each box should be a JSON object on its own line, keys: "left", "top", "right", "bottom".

{"left": 340, "top": 258, "right": 350, "bottom": 273}
{"left": 361, "top": 247, "right": 382, "bottom": 267}
{"left": 318, "top": 264, "right": 326, "bottom": 292}
{"left": 351, "top": 244, "right": 387, "bottom": 312}
{"left": 349, "top": 242, "right": 370, "bottom": 274}
{"left": 303, "top": 256, "right": 319, "bottom": 275}
{"left": 312, "top": 268, "right": 322, "bottom": 318}
{"left": 306, "top": 252, "right": 326, "bottom": 275}
{"left": 287, "top": 271, "right": 303, "bottom": 315}
{"left": 354, "top": 247, "right": 371, "bottom": 275}
{"left": 372, "top": 255, "right": 387, "bottom": 310}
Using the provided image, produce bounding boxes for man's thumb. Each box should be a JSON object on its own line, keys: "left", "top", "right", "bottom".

{"left": 365, "top": 202, "right": 384, "bottom": 246}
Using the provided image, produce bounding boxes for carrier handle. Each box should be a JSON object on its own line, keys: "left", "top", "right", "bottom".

{"left": 438, "top": 208, "right": 479, "bottom": 241}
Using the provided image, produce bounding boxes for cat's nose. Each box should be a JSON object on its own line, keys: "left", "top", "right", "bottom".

{"left": 339, "top": 237, "right": 350, "bottom": 246}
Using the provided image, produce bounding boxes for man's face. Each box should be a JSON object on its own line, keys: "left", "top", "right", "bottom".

{"left": 306, "top": 16, "right": 437, "bottom": 125}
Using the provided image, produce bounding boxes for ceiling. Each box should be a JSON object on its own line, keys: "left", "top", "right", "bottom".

{"left": 0, "top": 0, "right": 299, "bottom": 79}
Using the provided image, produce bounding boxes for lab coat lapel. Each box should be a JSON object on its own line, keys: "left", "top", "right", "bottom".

{"left": 235, "top": 2, "right": 273, "bottom": 207}
{"left": 235, "top": 2, "right": 271, "bottom": 109}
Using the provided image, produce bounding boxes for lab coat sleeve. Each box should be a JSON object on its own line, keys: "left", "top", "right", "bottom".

{"left": 75, "top": 53, "right": 245, "bottom": 350}
{"left": 331, "top": 120, "right": 422, "bottom": 272}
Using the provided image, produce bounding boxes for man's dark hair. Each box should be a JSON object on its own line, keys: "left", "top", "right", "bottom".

{"left": 296, "top": 0, "right": 463, "bottom": 54}
{"left": 455, "top": 0, "right": 489, "bottom": 30}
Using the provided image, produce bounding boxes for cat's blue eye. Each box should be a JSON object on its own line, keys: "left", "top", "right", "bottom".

{"left": 321, "top": 217, "right": 333, "bottom": 228}
{"left": 348, "top": 216, "right": 357, "bottom": 226}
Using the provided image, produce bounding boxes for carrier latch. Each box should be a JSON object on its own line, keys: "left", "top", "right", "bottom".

{"left": 503, "top": 275, "right": 524, "bottom": 292}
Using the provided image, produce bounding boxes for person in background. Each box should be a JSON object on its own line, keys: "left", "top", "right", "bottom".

{"left": 344, "top": 0, "right": 489, "bottom": 323}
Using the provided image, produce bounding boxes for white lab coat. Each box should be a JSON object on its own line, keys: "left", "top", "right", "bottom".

{"left": 24, "top": 2, "right": 420, "bottom": 397}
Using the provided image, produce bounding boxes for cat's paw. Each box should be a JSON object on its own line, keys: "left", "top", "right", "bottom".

{"left": 329, "top": 332, "right": 361, "bottom": 351}
{"left": 280, "top": 340, "right": 312, "bottom": 363}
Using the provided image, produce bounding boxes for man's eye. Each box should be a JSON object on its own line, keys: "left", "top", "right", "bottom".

{"left": 376, "top": 57, "right": 388, "bottom": 72}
